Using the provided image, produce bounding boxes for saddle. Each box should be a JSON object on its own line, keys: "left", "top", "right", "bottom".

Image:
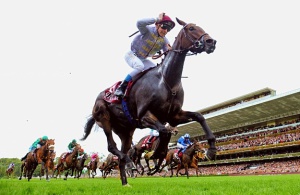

{"left": 141, "top": 135, "right": 157, "bottom": 149}
{"left": 174, "top": 149, "right": 183, "bottom": 158}
{"left": 61, "top": 153, "right": 70, "bottom": 162}
{"left": 103, "top": 66, "right": 157, "bottom": 104}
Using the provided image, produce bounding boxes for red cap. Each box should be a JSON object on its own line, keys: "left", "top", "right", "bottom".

{"left": 157, "top": 15, "right": 175, "bottom": 29}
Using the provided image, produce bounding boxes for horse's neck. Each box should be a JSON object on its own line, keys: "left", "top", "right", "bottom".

{"left": 38, "top": 145, "right": 48, "bottom": 159}
{"left": 160, "top": 45, "right": 187, "bottom": 88}
{"left": 184, "top": 146, "right": 194, "bottom": 156}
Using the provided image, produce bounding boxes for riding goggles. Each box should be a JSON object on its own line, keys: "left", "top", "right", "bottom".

{"left": 160, "top": 23, "right": 172, "bottom": 32}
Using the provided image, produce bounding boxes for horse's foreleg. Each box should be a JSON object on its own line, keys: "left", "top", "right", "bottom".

{"left": 118, "top": 158, "right": 128, "bottom": 186}
{"left": 175, "top": 163, "right": 182, "bottom": 177}
{"left": 19, "top": 163, "right": 24, "bottom": 180}
{"left": 184, "top": 164, "right": 189, "bottom": 179}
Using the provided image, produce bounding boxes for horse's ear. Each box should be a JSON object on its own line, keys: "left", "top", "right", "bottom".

{"left": 176, "top": 17, "right": 186, "bottom": 27}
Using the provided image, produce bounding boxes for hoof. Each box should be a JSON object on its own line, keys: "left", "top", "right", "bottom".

{"left": 123, "top": 184, "right": 132, "bottom": 188}
{"left": 206, "top": 148, "right": 217, "bottom": 160}
{"left": 125, "top": 162, "right": 136, "bottom": 170}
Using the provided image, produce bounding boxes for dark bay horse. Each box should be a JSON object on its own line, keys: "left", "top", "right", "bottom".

{"left": 86, "top": 157, "right": 99, "bottom": 178}
{"left": 74, "top": 153, "right": 88, "bottom": 179}
{"left": 99, "top": 153, "right": 119, "bottom": 179}
{"left": 81, "top": 18, "right": 217, "bottom": 186}
{"left": 160, "top": 142, "right": 206, "bottom": 178}
{"left": 132, "top": 124, "right": 178, "bottom": 175}
{"left": 19, "top": 139, "right": 55, "bottom": 181}
{"left": 127, "top": 147, "right": 144, "bottom": 176}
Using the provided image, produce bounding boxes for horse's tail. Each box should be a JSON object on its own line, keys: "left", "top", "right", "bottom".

{"left": 80, "top": 116, "right": 95, "bottom": 141}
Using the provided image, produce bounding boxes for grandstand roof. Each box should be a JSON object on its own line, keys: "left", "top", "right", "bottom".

{"left": 172, "top": 88, "right": 300, "bottom": 142}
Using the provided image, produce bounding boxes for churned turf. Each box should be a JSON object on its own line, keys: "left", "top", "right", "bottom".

{"left": 1, "top": 174, "right": 300, "bottom": 195}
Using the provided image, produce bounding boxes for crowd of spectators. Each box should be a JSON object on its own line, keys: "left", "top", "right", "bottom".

{"left": 217, "top": 128, "right": 300, "bottom": 151}
{"left": 159, "top": 159, "right": 300, "bottom": 177}
{"left": 199, "top": 159, "right": 300, "bottom": 175}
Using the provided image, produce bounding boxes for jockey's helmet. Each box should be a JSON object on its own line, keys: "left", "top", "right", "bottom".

{"left": 157, "top": 14, "right": 175, "bottom": 31}
{"left": 72, "top": 139, "right": 77, "bottom": 143}
{"left": 42, "top": 136, "right": 48, "bottom": 140}
{"left": 184, "top": 133, "right": 190, "bottom": 139}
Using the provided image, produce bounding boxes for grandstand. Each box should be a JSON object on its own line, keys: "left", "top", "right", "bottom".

{"left": 170, "top": 87, "right": 300, "bottom": 174}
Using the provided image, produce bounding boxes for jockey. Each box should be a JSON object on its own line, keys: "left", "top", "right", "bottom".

{"left": 20, "top": 136, "right": 48, "bottom": 161}
{"left": 8, "top": 162, "right": 15, "bottom": 169}
{"left": 68, "top": 139, "right": 77, "bottom": 152}
{"left": 147, "top": 129, "right": 159, "bottom": 144}
{"left": 91, "top": 152, "right": 98, "bottom": 162}
{"left": 114, "top": 12, "right": 175, "bottom": 98}
{"left": 62, "top": 139, "right": 77, "bottom": 159}
{"left": 77, "top": 148, "right": 87, "bottom": 159}
{"left": 176, "top": 133, "right": 192, "bottom": 158}
{"left": 30, "top": 135, "right": 49, "bottom": 152}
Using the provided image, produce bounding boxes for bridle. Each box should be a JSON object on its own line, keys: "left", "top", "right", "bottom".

{"left": 152, "top": 24, "right": 208, "bottom": 59}
{"left": 172, "top": 24, "right": 208, "bottom": 55}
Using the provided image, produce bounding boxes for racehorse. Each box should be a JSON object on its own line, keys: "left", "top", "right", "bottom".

{"left": 160, "top": 141, "right": 206, "bottom": 178}
{"left": 54, "top": 143, "right": 81, "bottom": 180}
{"left": 81, "top": 17, "right": 217, "bottom": 186}
{"left": 127, "top": 147, "right": 144, "bottom": 176}
{"left": 40, "top": 150, "right": 56, "bottom": 179}
{"left": 133, "top": 124, "right": 178, "bottom": 175}
{"left": 6, "top": 164, "right": 15, "bottom": 178}
{"left": 19, "top": 139, "right": 55, "bottom": 181}
{"left": 86, "top": 157, "right": 99, "bottom": 178}
{"left": 74, "top": 153, "right": 88, "bottom": 179}
{"left": 99, "top": 153, "right": 119, "bottom": 179}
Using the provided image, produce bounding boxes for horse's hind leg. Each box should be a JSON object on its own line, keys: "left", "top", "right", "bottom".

{"left": 93, "top": 101, "right": 132, "bottom": 185}
{"left": 93, "top": 100, "right": 123, "bottom": 157}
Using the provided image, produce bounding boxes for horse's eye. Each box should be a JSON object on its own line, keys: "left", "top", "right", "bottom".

{"left": 189, "top": 26, "right": 195, "bottom": 31}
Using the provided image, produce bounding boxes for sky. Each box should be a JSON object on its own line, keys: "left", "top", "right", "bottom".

{"left": 0, "top": 1, "right": 299, "bottom": 159}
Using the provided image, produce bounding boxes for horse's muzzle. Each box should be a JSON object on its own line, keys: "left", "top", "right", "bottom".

{"left": 205, "top": 39, "right": 217, "bottom": 54}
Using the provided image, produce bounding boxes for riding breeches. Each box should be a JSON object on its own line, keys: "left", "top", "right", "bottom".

{"left": 125, "top": 50, "right": 156, "bottom": 77}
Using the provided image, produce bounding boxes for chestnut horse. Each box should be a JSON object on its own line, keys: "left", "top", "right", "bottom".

{"left": 54, "top": 143, "right": 81, "bottom": 180}
{"left": 40, "top": 150, "right": 56, "bottom": 179}
{"left": 81, "top": 18, "right": 217, "bottom": 186}
{"left": 19, "top": 139, "right": 55, "bottom": 181}
{"left": 6, "top": 164, "right": 15, "bottom": 178}
{"left": 160, "top": 142, "right": 206, "bottom": 178}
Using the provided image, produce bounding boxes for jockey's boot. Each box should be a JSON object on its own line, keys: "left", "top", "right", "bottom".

{"left": 114, "top": 80, "right": 128, "bottom": 98}
{"left": 174, "top": 153, "right": 180, "bottom": 163}
{"left": 21, "top": 153, "right": 28, "bottom": 161}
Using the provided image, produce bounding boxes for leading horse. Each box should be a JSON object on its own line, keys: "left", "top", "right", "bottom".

{"left": 81, "top": 18, "right": 217, "bottom": 186}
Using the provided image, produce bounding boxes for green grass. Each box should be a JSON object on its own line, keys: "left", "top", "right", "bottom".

{"left": 1, "top": 174, "right": 300, "bottom": 195}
